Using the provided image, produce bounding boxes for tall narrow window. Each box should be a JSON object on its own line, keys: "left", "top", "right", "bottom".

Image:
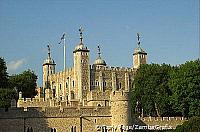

{"left": 53, "top": 89, "right": 56, "bottom": 98}
{"left": 119, "top": 82, "right": 122, "bottom": 89}
{"left": 71, "top": 126, "right": 73, "bottom": 132}
{"left": 74, "top": 126, "right": 76, "bottom": 132}
{"left": 60, "top": 84, "right": 62, "bottom": 90}
{"left": 72, "top": 81, "right": 75, "bottom": 88}
{"left": 66, "top": 82, "right": 68, "bottom": 88}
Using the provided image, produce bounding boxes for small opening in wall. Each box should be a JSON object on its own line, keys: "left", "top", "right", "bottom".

{"left": 97, "top": 104, "right": 101, "bottom": 107}
{"left": 72, "top": 81, "right": 75, "bottom": 87}
{"left": 95, "top": 119, "right": 97, "bottom": 123}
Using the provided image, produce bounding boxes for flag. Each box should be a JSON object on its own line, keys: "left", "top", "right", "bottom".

{"left": 59, "top": 33, "right": 66, "bottom": 44}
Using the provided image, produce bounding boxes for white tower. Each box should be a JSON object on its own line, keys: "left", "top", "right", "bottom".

{"left": 73, "top": 27, "right": 90, "bottom": 103}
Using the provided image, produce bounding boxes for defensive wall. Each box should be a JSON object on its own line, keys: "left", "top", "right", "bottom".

{"left": 0, "top": 107, "right": 111, "bottom": 132}
{"left": 0, "top": 107, "right": 187, "bottom": 132}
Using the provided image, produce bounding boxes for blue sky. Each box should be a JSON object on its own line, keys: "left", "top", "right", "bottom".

{"left": 0, "top": 0, "right": 199, "bottom": 86}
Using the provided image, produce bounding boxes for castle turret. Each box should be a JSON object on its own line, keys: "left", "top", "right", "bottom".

{"left": 111, "top": 91, "right": 132, "bottom": 131}
{"left": 93, "top": 45, "right": 106, "bottom": 66}
{"left": 73, "top": 27, "right": 90, "bottom": 103}
{"left": 43, "top": 45, "right": 56, "bottom": 95}
{"left": 133, "top": 33, "right": 147, "bottom": 69}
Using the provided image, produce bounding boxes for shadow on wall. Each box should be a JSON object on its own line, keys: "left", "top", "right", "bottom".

{"left": 0, "top": 107, "right": 53, "bottom": 132}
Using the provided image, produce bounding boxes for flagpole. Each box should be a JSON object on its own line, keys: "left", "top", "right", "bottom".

{"left": 63, "top": 35, "right": 66, "bottom": 71}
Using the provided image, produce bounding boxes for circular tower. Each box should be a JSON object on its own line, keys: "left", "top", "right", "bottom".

{"left": 111, "top": 90, "right": 132, "bottom": 131}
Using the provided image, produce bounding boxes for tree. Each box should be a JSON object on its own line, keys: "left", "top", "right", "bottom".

{"left": 174, "top": 116, "right": 200, "bottom": 132}
{"left": 9, "top": 69, "right": 37, "bottom": 98}
{"left": 0, "top": 88, "right": 17, "bottom": 108}
{"left": 169, "top": 60, "right": 200, "bottom": 117}
{"left": 131, "top": 63, "right": 173, "bottom": 117}
{"left": 0, "top": 57, "right": 8, "bottom": 88}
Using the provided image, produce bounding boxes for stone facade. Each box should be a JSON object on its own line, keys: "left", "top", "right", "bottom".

{"left": 1, "top": 31, "right": 186, "bottom": 131}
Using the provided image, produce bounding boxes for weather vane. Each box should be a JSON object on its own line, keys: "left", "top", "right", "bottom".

{"left": 47, "top": 44, "right": 51, "bottom": 58}
{"left": 79, "top": 26, "right": 84, "bottom": 43}
{"left": 97, "top": 45, "right": 101, "bottom": 58}
{"left": 137, "top": 33, "right": 141, "bottom": 46}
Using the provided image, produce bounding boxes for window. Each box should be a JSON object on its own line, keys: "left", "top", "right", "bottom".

{"left": 66, "top": 82, "right": 68, "bottom": 88}
{"left": 71, "top": 92, "right": 75, "bottom": 99}
{"left": 51, "top": 128, "right": 56, "bottom": 132}
{"left": 27, "top": 127, "right": 33, "bottom": 132}
{"left": 60, "top": 84, "right": 62, "bottom": 90}
{"left": 119, "top": 82, "right": 122, "bottom": 89}
{"left": 104, "top": 82, "right": 107, "bottom": 87}
{"left": 72, "top": 81, "right": 75, "bottom": 87}
{"left": 53, "top": 89, "right": 56, "bottom": 98}
{"left": 71, "top": 126, "right": 73, "bottom": 132}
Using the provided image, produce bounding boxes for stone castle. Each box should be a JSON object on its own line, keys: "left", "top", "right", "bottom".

{"left": 0, "top": 29, "right": 186, "bottom": 132}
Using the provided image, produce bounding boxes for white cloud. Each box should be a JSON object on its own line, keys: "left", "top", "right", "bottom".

{"left": 7, "top": 59, "right": 26, "bottom": 71}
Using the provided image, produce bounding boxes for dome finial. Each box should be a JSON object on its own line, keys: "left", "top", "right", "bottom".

{"left": 137, "top": 33, "right": 141, "bottom": 47}
{"left": 79, "top": 26, "right": 84, "bottom": 43}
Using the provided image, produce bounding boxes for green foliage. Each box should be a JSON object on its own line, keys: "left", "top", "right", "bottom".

{"left": 0, "top": 88, "right": 17, "bottom": 108}
{"left": 0, "top": 57, "right": 37, "bottom": 107}
{"left": 9, "top": 70, "right": 37, "bottom": 98}
{"left": 173, "top": 116, "right": 200, "bottom": 132}
{"left": 132, "top": 63, "right": 172, "bottom": 117}
{"left": 0, "top": 57, "right": 9, "bottom": 88}
{"left": 169, "top": 60, "right": 200, "bottom": 117}
{"left": 132, "top": 60, "right": 200, "bottom": 117}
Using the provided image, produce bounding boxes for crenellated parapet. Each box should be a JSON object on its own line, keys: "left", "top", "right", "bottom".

{"left": 91, "top": 65, "right": 135, "bottom": 72}
{"left": 137, "top": 117, "right": 187, "bottom": 129}
{"left": 110, "top": 91, "right": 130, "bottom": 101}
{"left": 17, "top": 98, "right": 50, "bottom": 108}
{"left": 50, "top": 67, "right": 74, "bottom": 79}
{"left": 0, "top": 106, "right": 111, "bottom": 119}
{"left": 87, "top": 90, "right": 111, "bottom": 101}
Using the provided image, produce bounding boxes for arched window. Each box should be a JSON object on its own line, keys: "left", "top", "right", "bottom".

{"left": 71, "top": 126, "right": 73, "bottom": 132}
{"left": 71, "top": 92, "right": 75, "bottom": 99}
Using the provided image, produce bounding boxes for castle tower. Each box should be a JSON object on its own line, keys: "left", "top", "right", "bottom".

{"left": 111, "top": 91, "right": 132, "bottom": 131}
{"left": 73, "top": 27, "right": 90, "bottom": 102}
{"left": 133, "top": 33, "right": 147, "bottom": 69}
{"left": 43, "top": 45, "right": 56, "bottom": 92}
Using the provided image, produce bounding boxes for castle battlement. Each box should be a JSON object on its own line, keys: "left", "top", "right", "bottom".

{"left": 110, "top": 91, "right": 130, "bottom": 101}
{"left": 91, "top": 65, "right": 134, "bottom": 72}
{"left": 140, "top": 117, "right": 187, "bottom": 121}
{"left": 17, "top": 97, "right": 50, "bottom": 108}
{"left": 51, "top": 67, "right": 74, "bottom": 78}
{"left": 0, "top": 106, "right": 111, "bottom": 119}
{"left": 87, "top": 90, "right": 111, "bottom": 101}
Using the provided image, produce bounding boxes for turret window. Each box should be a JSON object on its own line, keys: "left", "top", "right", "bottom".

{"left": 60, "top": 84, "right": 62, "bottom": 90}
